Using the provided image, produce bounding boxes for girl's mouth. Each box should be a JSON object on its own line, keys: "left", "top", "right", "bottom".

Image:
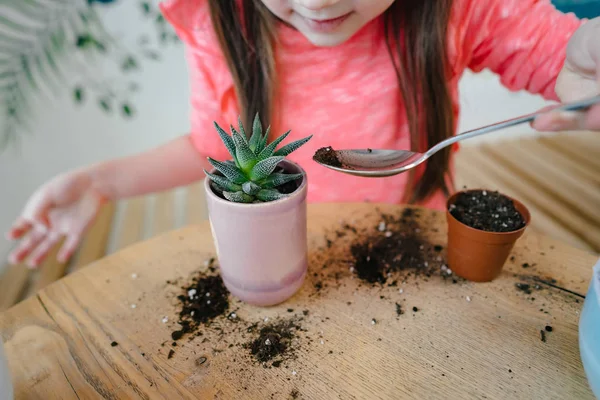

{"left": 302, "top": 12, "right": 353, "bottom": 33}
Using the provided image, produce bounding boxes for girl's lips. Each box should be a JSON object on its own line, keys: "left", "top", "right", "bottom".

{"left": 302, "top": 12, "right": 352, "bottom": 33}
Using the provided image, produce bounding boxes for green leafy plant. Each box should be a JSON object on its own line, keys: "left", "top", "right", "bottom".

{"left": 205, "top": 114, "right": 312, "bottom": 203}
{"left": 0, "top": 0, "right": 179, "bottom": 151}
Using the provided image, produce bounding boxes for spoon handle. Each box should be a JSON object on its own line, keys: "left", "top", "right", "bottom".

{"left": 425, "top": 94, "right": 600, "bottom": 158}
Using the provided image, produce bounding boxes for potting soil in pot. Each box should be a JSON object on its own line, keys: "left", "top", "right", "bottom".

{"left": 449, "top": 190, "right": 526, "bottom": 232}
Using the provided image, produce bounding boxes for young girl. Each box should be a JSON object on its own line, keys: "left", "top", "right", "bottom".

{"left": 5, "top": 0, "right": 600, "bottom": 268}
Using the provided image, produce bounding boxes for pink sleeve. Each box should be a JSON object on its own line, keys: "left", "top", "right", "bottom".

{"left": 160, "top": 0, "right": 234, "bottom": 159}
{"left": 462, "top": 0, "right": 584, "bottom": 101}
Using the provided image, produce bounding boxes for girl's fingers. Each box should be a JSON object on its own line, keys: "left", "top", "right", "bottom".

{"left": 57, "top": 234, "right": 81, "bottom": 264}
{"left": 26, "top": 232, "right": 62, "bottom": 269}
{"left": 532, "top": 104, "right": 600, "bottom": 132}
{"left": 8, "top": 228, "right": 46, "bottom": 265}
{"left": 6, "top": 219, "right": 32, "bottom": 240}
{"left": 585, "top": 103, "right": 600, "bottom": 130}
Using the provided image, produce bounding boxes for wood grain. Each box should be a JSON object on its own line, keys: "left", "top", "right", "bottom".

{"left": 1, "top": 203, "right": 596, "bottom": 400}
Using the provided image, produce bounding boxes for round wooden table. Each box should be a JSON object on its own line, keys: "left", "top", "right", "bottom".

{"left": 0, "top": 203, "right": 596, "bottom": 399}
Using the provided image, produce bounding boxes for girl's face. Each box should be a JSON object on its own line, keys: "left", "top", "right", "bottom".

{"left": 261, "top": 0, "right": 394, "bottom": 46}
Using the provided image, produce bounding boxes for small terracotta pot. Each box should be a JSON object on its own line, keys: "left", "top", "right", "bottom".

{"left": 204, "top": 160, "right": 308, "bottom": 307}
{"left": 446, "top": 190, "right": 531, "bottom": 282}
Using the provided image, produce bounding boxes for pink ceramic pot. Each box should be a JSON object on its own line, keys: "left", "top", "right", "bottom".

{"left": 204, "top": 160, "right": 308, "bottom": 306}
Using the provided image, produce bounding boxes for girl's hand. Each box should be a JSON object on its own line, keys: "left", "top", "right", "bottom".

{"left": 533, "top": 17, "right": 600, "bottom": 132}
{"left": 5, "top": 171, "right": 106, "bottom": 268}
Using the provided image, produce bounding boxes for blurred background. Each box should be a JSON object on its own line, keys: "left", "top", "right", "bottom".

{"left": 0, "top": 0, "right": 599, "bottom": 284}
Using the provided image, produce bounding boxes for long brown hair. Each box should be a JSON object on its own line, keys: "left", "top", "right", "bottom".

{"left": 208, "top": 0, "right": 455, "bottom": 203}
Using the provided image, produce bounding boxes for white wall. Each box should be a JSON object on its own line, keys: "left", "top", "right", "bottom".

{"left": 0, "top": 1, "right": 553, "bottom": 263}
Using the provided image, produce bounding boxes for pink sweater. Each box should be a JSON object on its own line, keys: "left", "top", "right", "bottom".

{"left": 160, "top": 0, "right": 582, "bottom": 210}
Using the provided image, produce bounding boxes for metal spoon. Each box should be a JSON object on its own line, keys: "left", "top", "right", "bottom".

{"left": 313, "top": 95, "right": 600, "bottom": 177}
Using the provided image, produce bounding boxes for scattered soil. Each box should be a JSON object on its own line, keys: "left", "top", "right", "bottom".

{"left": 395, "top": 303, "right": 404, "bottom": 316}
{"left": 245, "top": 318, "right": 301, "bottom": 367}
{"left": 540, "top": 330, "right": 547, "bottom": 342}
{"left": 347, "top": 208, "right": 449, "bottom": 285}
{"left": 110, "top": 341, "right": 118, "bottom": 347}
{"left": 545, "top": 325, "right": 553, "bottom": 332}
{"left": 170, "top": 262, "right": 231, "bottom": 342}
{"left": 313, "top": 146, "right": 342, "bottom": 168}
{"left": 449, "top": 190, "right": 525, "bottom": 232}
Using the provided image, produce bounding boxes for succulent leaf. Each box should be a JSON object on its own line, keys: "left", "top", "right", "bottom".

{"left": 256, "top": 126, "right": 270, "bottom": 154}
{"left": 230, "top": 125, "right": 248, "bottom": 145}
{"left": 257, "top": 130, "right": 291, "bottom": 161}
{"left": 242, "top": 181, "right": 261, "bottom": 195}
{"left": 256, "top": 189, "right": 288, "bottom": 202}
{"left": 213, "top": 122, "right": 237, "bottom": 164}
{"left": 248, "top": 113, "right": 262, "bottom": 152}
{"left": 261, "top": 173, "right": 303, "bottom": 189}
{"left": 232, "top": 128, "right": 257, "bottom": 172}
{"left": 223, "top": 191, "right": 254, "bottom": 203}
{"left": 249, "top": 156, "right": 284, "bottom": 181}
{"left": 237, "top": 115, "right": 247, "bottom": 140}
{"left": 273, "top": 135, "right": 313, "bottom": 156}
{"left": 207, "top": 157, "right": 247, "bottom": 184}
{"left": 210, "top": 181, "right": 224, "bottom": 194}
{"left": 204, "top": 170, "right": 242, "bottom": 192}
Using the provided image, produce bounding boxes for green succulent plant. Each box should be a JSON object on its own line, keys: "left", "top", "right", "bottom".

{"left": 205, "top": 114, "right": 312, "bottom": 203}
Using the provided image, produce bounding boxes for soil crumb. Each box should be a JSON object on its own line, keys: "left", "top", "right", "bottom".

{"left": 395, "top": 303, "right": 404, "bottom": 316}
{"left": 245, "top": 318, "right": 301, "bottom": 367}
{"left": 449, "top": 190, "right": 525, "bottom": 232}
{"left": 313, "top": 146, "right": 342, "bottom": 168}
{"left": 348, "top": 209, "right": 448, "bottom": 285}
{"left": 170, "top": 271, "right": 230, "bottom": 341}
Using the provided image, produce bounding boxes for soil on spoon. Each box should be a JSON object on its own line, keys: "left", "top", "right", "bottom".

{"left": 449, "top": 190, "right": 525, "bottom": 232}
{"left": 313, "top": 146, "right": 342, "bottom": 168}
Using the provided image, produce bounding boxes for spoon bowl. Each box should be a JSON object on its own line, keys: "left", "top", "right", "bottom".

{"left": 314, "top": 95, "right": 600, "bottom": 177}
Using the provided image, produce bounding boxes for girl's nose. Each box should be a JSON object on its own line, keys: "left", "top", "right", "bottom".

{"left": 294, "top": 0, "right": 341, "bottom": 11}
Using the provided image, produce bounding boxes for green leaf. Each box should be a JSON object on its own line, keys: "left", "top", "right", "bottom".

{"left": 261, "top": 173, "right": 302, "bottom": 189}
{"left": 236, "top": 115, "right": 246, "bottom": 138}
{"left": 223, "top": 191, "right": 254, "bottom": 203}
{"left": 207, "top": 157, "right": 247, "bottom": 184}
{"left": 256, "top": 189, "right": 287, "bottom": 202}
{"left": 232, "top": 128, "right": 257, "bottom": 172}
{"left": 141, "top": 1, "right": 151, "bottom": 14}
{"left": 249, "top": 156, "right": 284, "bottom": 181}
{"left": 242, "top": 181, "right": 261, "bottom": 195}
{"left": 121, "top": 55, "right": 138, "bottom": 71}
{"left": 257, "top": 130, "right": 290, "bottom": 161}
{"left": 274, "top": 135, "right": 313, "bottom": 156}
{"left": 20, "top": 55, "right": 36, "bottom": 90}
{"left": 99, "top": 97, "right": 111, "bottom": 113}
{"left": 248, "top": 113, "right": 262, "bottom": 151}
{"left": 74, "top": 86, "right": 84, "bottom": 103}
{"left": 204, "top": 170, "right": 242, "bottom": 192}
{"left": 121, "top": 103, "right": 134, "bottom": 117}
{"left": 230, "top": 125, "right": 248, "bottom": 146}
{"left": 256, "top": 126, "right": 270, "bottom": 154}
{"left": 210, "top": 181, "right": 224, "bottom": 194}
{"left": 213, "top": 121, "right": 237, "bottom": 163}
